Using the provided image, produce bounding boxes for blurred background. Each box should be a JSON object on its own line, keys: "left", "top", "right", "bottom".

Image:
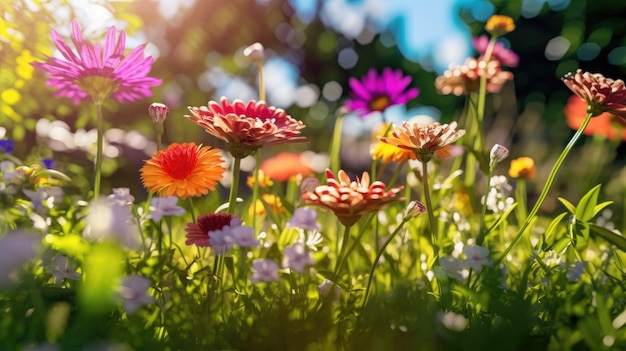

{"left": 2, "top": 0, "right": 626, "bottom": 218}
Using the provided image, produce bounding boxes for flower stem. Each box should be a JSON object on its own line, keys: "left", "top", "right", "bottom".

{"left": 476, "top": 164, "right": 494, "bottom": 245}
{"left": 421, "top": 159, "right": 439, "bottom": 254}
{"left": 496, "top": 111, "right": 594, "bottom": 264}
{"left": 330, "top": 112, "right": 345, "bottom": 174}
{"left": 227, "top": 157, "right": 242, "bottom": 215}
{"left": 257, "top": 62, "right": 265, "bottom": 102}
{"left": 93, "top": 102, "right": 104, "bottom": 199}
{"left": 333, "top": 224, "right": 352, "bottom": 280}
{"left": 251, "top": 150, "right": 261, "bottom": 231}
{"left": 187, "top": 197, "right": 197, "bottom": 223}
{"left": 362, "top": 217, "right": 410, "bottom": 307}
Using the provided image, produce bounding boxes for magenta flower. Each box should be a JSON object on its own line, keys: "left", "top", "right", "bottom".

{"left": 31, "top": 20, "right": 161, "bottom": 105}
{"left": 472, "top": 35, "right": 519, "bottom": 68}
{"left": 344, "top": 67, "right": 419, "bottom": 118}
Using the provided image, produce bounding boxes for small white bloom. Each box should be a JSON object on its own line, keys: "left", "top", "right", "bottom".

{"left": 436, "top": 256, "right": 466, "bottom": 282}
{"left": 438, "top": 311, "right": 467, "bottom": 331}
{"left": 250, "top": 259, "right": 279, "bottom": 284}
{"left": 317, "top": 279, "right": 341, "bottom": 301}
{"left": 149, "top": 196, "right": 186, "bottom": 222}
{"left": 463, "top": 245, "right": 492, "bottom": 271}
{"left": 283, "top": 242, "right": 314, "bottom": 274}
{"left": 489, "top": 144, "right": 509, "bottom": 166}
{"left": 84, "top": 198, "right": 140, "bottom": 249}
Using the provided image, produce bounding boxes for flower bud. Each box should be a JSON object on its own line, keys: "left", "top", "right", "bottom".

{"left": 243, "top": 42, "right": 264, "bottom": 64}
{"left": 148, "top": 103, "right": 169, "bottom": 124}
{"left": 405, "top": 200, "right": 427, "bottom": 219}
{"left": 489, "top": 144, "right": 509, "bottom": 167}
{"left": 485, "top": 15, "right": 515, "bottom": 36}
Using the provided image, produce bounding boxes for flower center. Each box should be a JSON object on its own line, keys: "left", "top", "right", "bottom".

{"left": 76, "top": 69, "right": 120, "bottom": 104}
{"left": 158, "top": 144, "right": 199, "bottom": 180}
{"left": 370, "top": 95, "right": 391, "bottom": 112}
{"left": 197, "top": 213, "right": 235, "bottom": 233}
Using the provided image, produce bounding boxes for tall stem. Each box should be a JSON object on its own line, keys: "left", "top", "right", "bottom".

{"left": 333, "top": 224, "right": 352, "bottom": 279}
{"left": 421, "top": 159, "right": 438, "bottom": 254}
{"left": 93, "top": 102, "right": 104, "bottom": 199}
{"left": 257, "top": 62, "right": 265, "bottom": 102}
{"left": 476, "top": 165, "right": 494, "bottom": 245}
{"left": 251, "top": 150, "right": 261, "bottom": 231}
{"left": 227, "top": 157, "right": 242, "bottom": 215}
{"left": 497, "top": 112, "right": 594, "bottom": 264}
{"left": 330, "top": 113, "right": 345, "bottom": 174}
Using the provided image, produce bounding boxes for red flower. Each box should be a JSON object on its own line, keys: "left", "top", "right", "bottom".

{"left": 564, "top": 95, "right": 626, "bottom": 141}
{"left": 185, "top": 213, "right": 235, "bottom": 247}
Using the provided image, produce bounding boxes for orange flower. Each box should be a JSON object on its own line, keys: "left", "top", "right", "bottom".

{"left": 562, "top": 69, "right": 626, "bottom": 119}
{"left": 140, "top": 142, "right": 226, "bottom": 199}
{"left": 508, "top": 157, "right": 535, "bottom": 179}
{"left": 380, "top": 121, "right": 465, "bottom": 162}
{"left": 260, "top": 152, "right": 313, "bottom": 182}
{"left": 370, "top": 141, "right": 416, "bottom": 163}
{"left": 564, "top": 95, "right": 626, "bottom": 141}
{"left": 301, "top": 169, "right": 403, "bottom": 226}
{"left": 249, "top": 194, "right": 284, "bottom": 218}
{"left": 435, "top": 57, "right": 513, "bottom": 96}
{"left": 186, "top": 97, "right": 307, "bottom": 158}
{"left": 485, "top": 15, "right": 515, "bottom": 36}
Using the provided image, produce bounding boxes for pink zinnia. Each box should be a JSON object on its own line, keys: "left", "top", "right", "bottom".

{"left": 344, "top": 67, "right": 419, "bottom": 118}
{"left": 472, "top": 35, "right": 519, "bottom": 68}
{"left": 31, "top": 20, "right": 161, "bottom": 104}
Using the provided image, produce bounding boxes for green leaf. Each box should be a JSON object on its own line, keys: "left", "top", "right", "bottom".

{"left": 544, "top": 212, "right": 569, "bottom": 249}
{"left": 486, "top": 203, "right": 518, "bottom": 235}
{"left": 589, "top": 223, "right": 626, "bottom": 252}
{"left": 592, "top": 201, "right": 614, "bottom": 218}
{"left": 557, "top": 197, "right": 576, "bottom": 214}
{"left": 575, "top": 184, "right": 602, "bottom": 222}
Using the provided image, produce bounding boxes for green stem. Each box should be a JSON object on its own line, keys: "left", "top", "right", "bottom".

{"left": 421, "top": 159, "right": 438, "bottom": 254}
{"left": 257, "top": 62, "right": 265, "bottom": 102}
{"left": 496, "top": 112, "right": 594, "bottom": 264}
{"left": 187, "top": 197, "right": 197, "bottom": 223}
{"left": 476, "top": 164, "right": 494, "bottom": 245}
{"left": 515, "top": 178, "right": 528, "bottom": 224}
{"left": 336, "top": 213, "right": 376, "bottom": 275}
{"left": 251, "top": 150, "right": 261, "bottom": 231}
{"left": 333, "top": 224, "right": 352, "bottom": 280}
{"left": 330, "top": 112, "right": 345, "bottom": 174}
{"left": 93, "top": 102, "right": 104, "bottom": 199}
{"left": 362, "top": 217, "right": 410, "bottom": 307}
{"left": 227, "top": 157, "right": 242, "bottom": 215}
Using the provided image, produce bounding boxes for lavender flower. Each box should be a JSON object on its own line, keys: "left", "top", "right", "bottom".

{"left": 119, "top": 275, "right": 154, "bottom": 314}
{"left": 149, "top": 196, "right": 186, "bottom": 222}
{"left": 250, "top": 259, "right": 280, "bottom": 284}
{"left": 287, "top": 207, "right": 320, "bottom": 231}
{"left": 282, "top": 243, "right": 314, "bottom": 274}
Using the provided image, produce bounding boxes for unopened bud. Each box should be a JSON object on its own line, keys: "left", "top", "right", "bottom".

{"left": 243, "top": 42, "right": 264, "bottom": 64}
{"left": 489, "top": 144, "right": 509, "bottom": 167}
{"left": 406, "top": 200, "right": 427, "bottom": 219}
{"left": 149, "top": 103, "right": 169, "bottom": 124}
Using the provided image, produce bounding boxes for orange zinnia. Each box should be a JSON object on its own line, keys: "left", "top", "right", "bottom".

{"left": 260, "top": 152, "right": 313, "bottom": 182}
{"left": 302, "top": 169, "right": 403, "bottom": 226}
{"left": 140, "top": 142, "right": 226, "bottom": 199}
{"left": 508, "top": 157, "right": 535, "bottom": 180}
{"left": 380, "top": 121, "right": 465, "bottom": 162}
{"left": 564, "top": 95, "right": 626, "bottom": 141}
{"left": 562, "top": 69, "right": 626, "bottom": 119}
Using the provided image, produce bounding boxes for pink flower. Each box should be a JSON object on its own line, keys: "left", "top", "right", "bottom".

{"left": 472, "top": 35, "right": 519, "bottom": 67}
{"left": 31, "top": 20, "right": 161, "bottom": 104}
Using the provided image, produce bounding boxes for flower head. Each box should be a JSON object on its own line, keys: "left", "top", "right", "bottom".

{"left": 485, "top": 15, "right": 515, "bottom": 36}
{"left": 249, "top": 194, "right": 284, "bottom": 218}
{"left": 185, "top": 213, "right": 235, "bottom": 247}
{"left": 489, "top": 144, "right": 509, "bottom": 167}
{"left": 562, "top": 69, "right": 626, "bottom": 119}
{"left": 380, "top": 121, "right": 465, "bottom": 162}
{"left": 0, "top": 140, "right": 14, "bottom": 153}
{"left": 463, "top": 245, "right": 492, "bottom": 271}
{"left": 344, "top": 68, "right": 419, "bottom": 118}
{"left": 260, "top": 152, "right": 313, "bottom": 182}
{"left": 107, "top": 187, "right": 134, "bottom": 206}
{"left": 186, "top": 97, "right": 306, "bottom": 158}
{"left": 405, "top": 200, "right": 427, "bottom": 219}
{"left": 435, "top": 57, "right": 513, "bottom": 96}
{"left": 31, "top": 20, "right": 161, "bottom": 104}
{"left": 149, "top": 103, "right": 169, "bottom": 124}
{"left": 140, "top": 142, "right": 226, "bottom": 199}
{"left": 250, "top": 259, "right": 279, "bottom": 284}
{"left": 119, "top": 275, "right": 154, "bottom": 314}
{"left": 508, "top": 157, "right": 535, "bottom": 179}
{"left": 0, "top": 232, "right": 41, "bottom": 287}
{"left": 370, "top": 123, "right": 416, "bottom": 163}
{"left": 287, "top": 207, "right": 320, "bottom": 231}
{"left": 564, "top": 95, "right": 626, "bottom": 140}
{"left": 302, "top": 169, "right": 403, "bottom": 226}
{"left": 243, "top": 42, "right": 264, "bottom": 64}
{"left": 283, "top": 242, "right": 314, "bottom": 273}
{"left": 48, "top": 254, "right": 81, "bottom": 284}
{"left": 472, "top": 35, "right": 519, "bottom": 67}
{"left": 246, "top": 170, "right": 274, "bottom": 188}
{"left": 149, "top": 196, "right": 186, "bottom": 222}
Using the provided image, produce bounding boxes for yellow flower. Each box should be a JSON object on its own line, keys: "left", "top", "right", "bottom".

{"left": 380, "top": 121, "right": 465, "bottom": 162}
{"left": 508, "top": 157, "right": 535, "bottom": 179}
{"left": 485, "top": 15, "right": 515, "bottom": 36}
{"left": 370, "top": 141, "right": 416, "bottom": 163}
{"left": 247, "top": 170, "right": 274, "bottom": 189}
{"left": 250, "top": 194, "right": 284, "bottom": 218}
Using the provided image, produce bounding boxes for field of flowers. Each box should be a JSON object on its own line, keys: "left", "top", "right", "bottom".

{"left": 3, "top": 8, "right": 626, "bottom": 351}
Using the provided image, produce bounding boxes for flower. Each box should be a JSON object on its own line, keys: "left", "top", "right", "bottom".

{"left": 436, "top": 256, "right": 466, "bottom": 282}
{"left": 260, "top": 152, "right": 313, "bottom": 182}
{"left": 250, "top": 259, "right": 279, "bottom": 284}
{"left": 107, "top": 187, "right": 134, "bottom": 206}
{"left": 370, "top": 123, "right": 416, "bottom": 163}
{"left": 47, "top": 254, "right": 81, "bottom": 284}
{"left": 84, "top": 198, "right": 140, "bottom": 249}
{"left": 282, "top": 242, "right": 314, "bottom": 273}
{"left": 184, "top": 213, "right": 235, "bottom": 247}
{"left": 249, "top": 194, "right": 284, "bottom": 218}
{"left": 318, "top": 279, "right": 341, "bottom": 301}
{"left": 344, "top": 67, "right": 419, "bottom": 118}
{"left": 566, "top": 261, "right": 589, "bottom": 282}
{"left": 186, "top": 97, "right": 307, "bottom": 158}
{"left": 489, "top": 144, "right": 509, "bottom": 167}
{"left": 564, "top": 95, "right": 626, "bottom": 140}
{"left": 435, "top": 57, "right": 513, "bottom": 96}
{"left": 246, "top": 170, "right": 274, "bottom": 188}
{"left": 243, "top": 42, "right": 264, "bottom": 64}
{"left": 463, "top": 245, "right": 492, "bottom": 271}
{"left": 287, "top": 207, "right": 320, "bottom": 231}
{"left": 119, "top": 275, "right": 154, "bottom": 314}
{"left": 149, "top": 196, "right": 186, "bottom": 222}
{"left": 562, "top": 70, "right": 626, "bottom": 119}
{"left": 508, "top": 157, "right": 536, "bottom": 179}
{"left": 140, "top": 142, "right": 226, "bottom": 199}
{"left": 0, "top": 231, "right": 41, "bottom": 287}
{"left": 302, "top": 169, "right": 403, "bottom": 226}
{"left": 472, "top": 35, "right": 519, "bottom": 67}
{"left": 405, "top": 200, "right": 427, "bottom": 219}
{"left": 380, "top": 121, "right": 465, "bottom": 162}
{"left": 0, "top": 140, "right": 14, "bottom": 153}
{"left": 31, "top": 20, "right": 161, "bottom": 105}
{"left": 484, "top": 14, "right": 515, "bottom": 36}
{"left": 148, "top": 103, "right": 169, "bottom": 124}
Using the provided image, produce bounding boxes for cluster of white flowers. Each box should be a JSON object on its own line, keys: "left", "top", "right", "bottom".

{"left": 435, "top": 245, "right": 493, "bottom": 282}
{"left": 482, "top": 175, "right": 514, "bottom": 213}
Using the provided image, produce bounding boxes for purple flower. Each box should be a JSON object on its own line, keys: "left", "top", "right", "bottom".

{"left": 119, "top": 275, "right": 153, "bottom": 314}
{"left": 0, "top": 140, "right": 14, "bottom": 153}
{"left": 31, "top": 20, "right": 161, "bottom": 105}
{"left": 107, "top": 188, "right": 135, "bottom": 207}
{"left": 344, "top": 67, "right": 419, "bottom": 118}
{"left": 286, "top": 207, "right": 320, "bottom": 231}
{"left": 42, "top": 158, "right": 54, "bottom": 169}
{"left": 0, "top": 232, "right": 41, "bottom": 287}
{"left": 250, "top": 259, "right": 279, "bottom": 284}
{"left": 48, "top": 254, "right": 81, "bottom": 284}
{"left": 282, "top": 242, "right": 314, "bottom": 274}
{"left": 472, "top": 35, "right": 519, "bottom": 68}
{"left": 463, "top": 245, "right": 492, "bottom": 271}
{"left": 149, "top": 196, "right": 186, "bottom": 222}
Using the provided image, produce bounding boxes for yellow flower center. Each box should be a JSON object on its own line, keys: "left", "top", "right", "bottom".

{"left": 370, "top": 95, "right": 391, "bottom": 112}
{"left": 76, "top": 74, "right": 120, "bottom": 104}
